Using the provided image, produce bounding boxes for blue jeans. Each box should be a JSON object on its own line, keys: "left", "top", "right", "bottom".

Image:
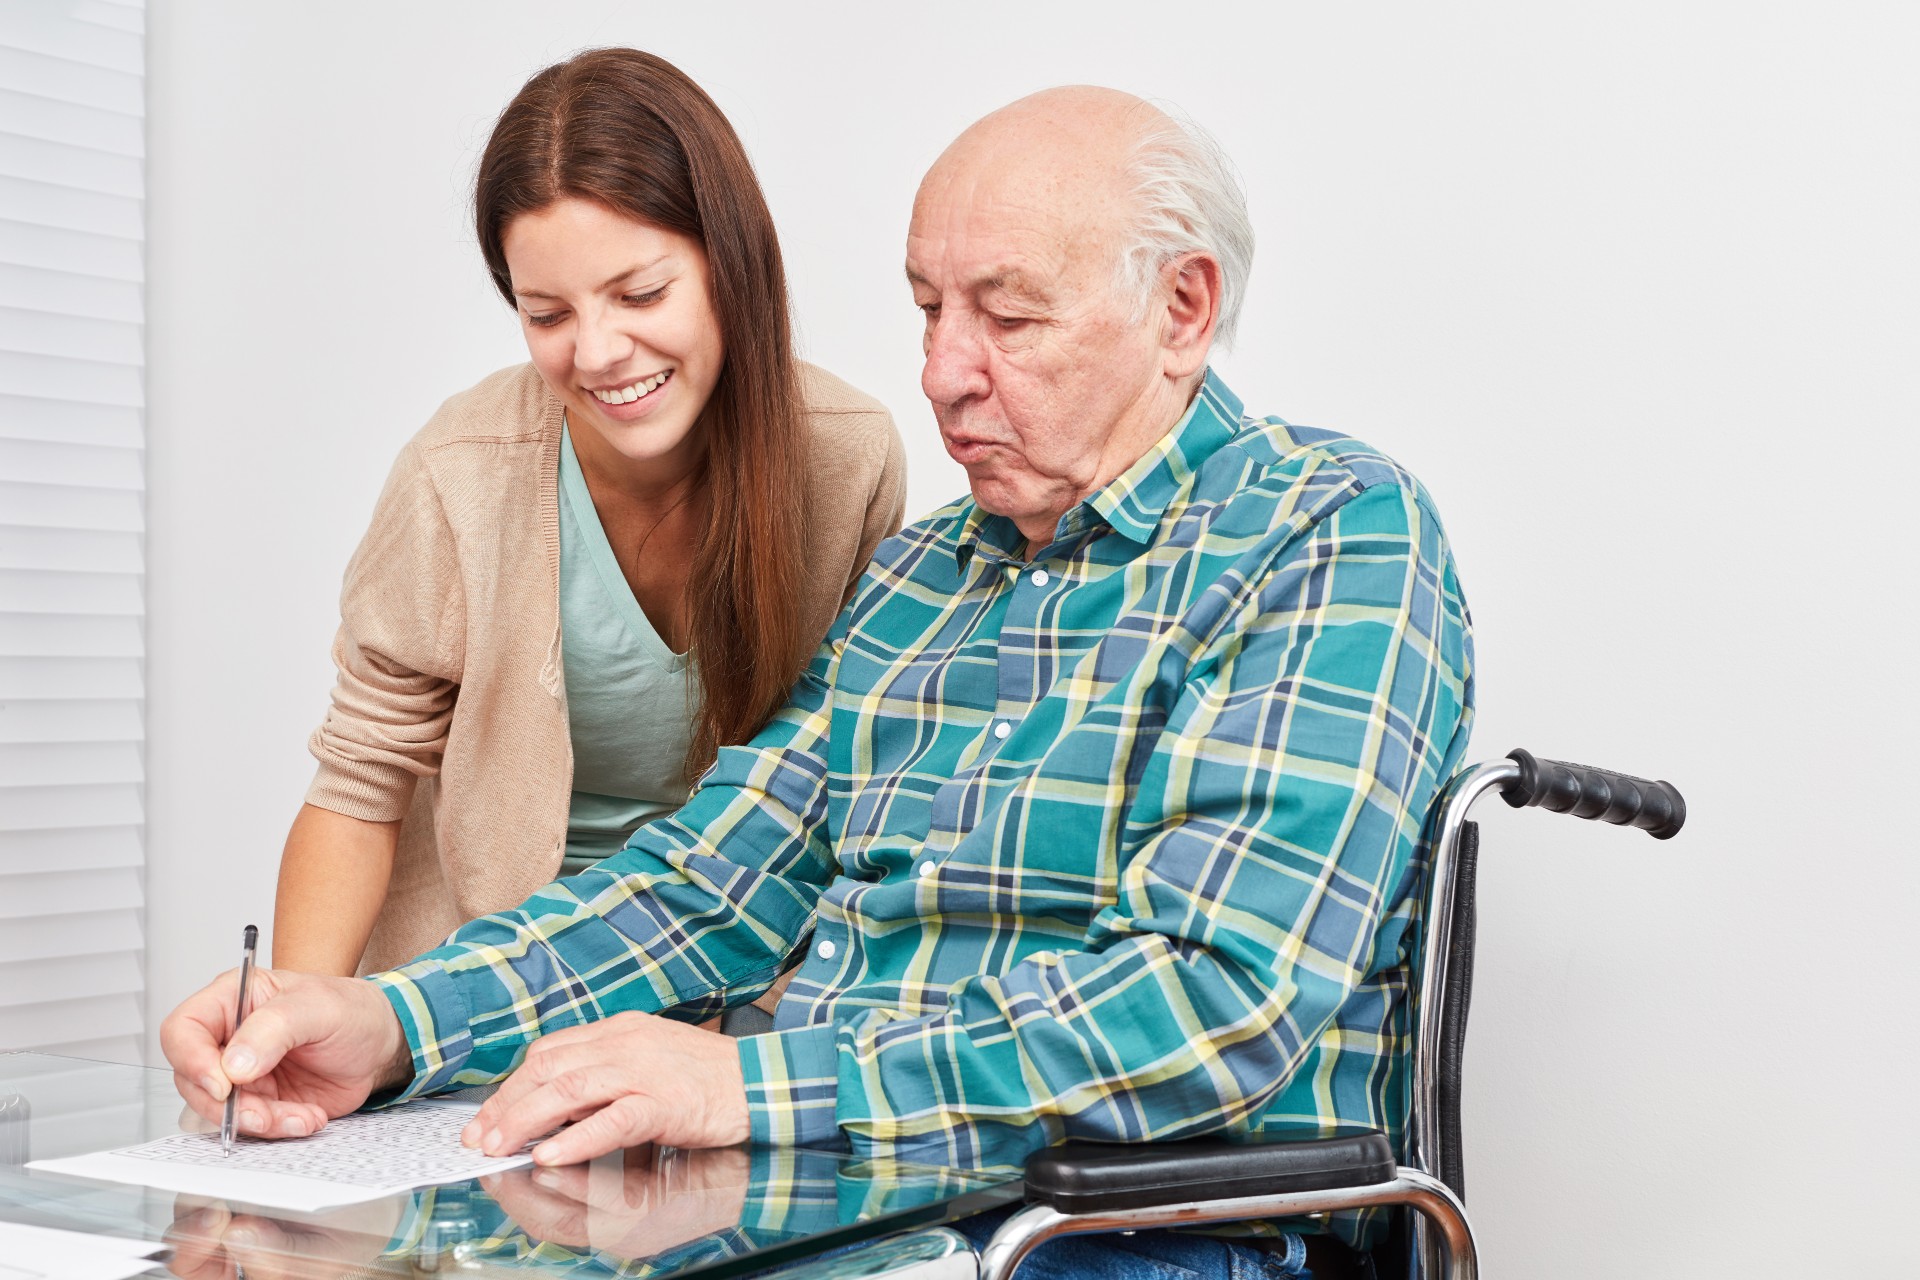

{"left": 947, "top": 1205, "right": 1312, "bottom": 1279}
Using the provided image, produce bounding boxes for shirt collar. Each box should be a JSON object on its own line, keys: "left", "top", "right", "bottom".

{"left": 1085, "top": 368, "right": 1242, "bottom": 546}
{"left": 954, "top": 368, "right": 1244, "bottom": 570}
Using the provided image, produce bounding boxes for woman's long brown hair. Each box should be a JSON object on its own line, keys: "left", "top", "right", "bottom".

{"left": 475, "top": 48, "right": 810, "bottom": 779}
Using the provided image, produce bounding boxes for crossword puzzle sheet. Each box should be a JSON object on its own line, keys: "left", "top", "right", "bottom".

{"left": 119, "top": 1102, "right": 514, "bottom": 1184}
{"left": 29, "top": 1099, "right": 533, "bottom": 1212}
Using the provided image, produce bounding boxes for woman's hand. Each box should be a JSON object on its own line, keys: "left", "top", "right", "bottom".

{"left": 463, "top": 1011, "right": 750, "bottom": 1165}
{"left": 160, "top": 967, "right": 413, "bottom": 1139}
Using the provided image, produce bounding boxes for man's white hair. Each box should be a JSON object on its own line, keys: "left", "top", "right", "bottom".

{"left": 1117, "top": 105, "right": 1255, "bottom": 350}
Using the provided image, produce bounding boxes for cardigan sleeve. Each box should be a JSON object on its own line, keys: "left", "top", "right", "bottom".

{"left": 844, "top": 414, "right": 908, "bottom": 603}
{"left": 305, "top": 441, "right": 466, "bottom": 823}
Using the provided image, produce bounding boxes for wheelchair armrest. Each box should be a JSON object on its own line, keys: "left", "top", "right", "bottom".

{"left": 1022, "top": 1131, "right": 1397, "bottom": 1214}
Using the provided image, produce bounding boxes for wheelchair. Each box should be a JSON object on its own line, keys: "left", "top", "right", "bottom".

{"left": 772, "top": 749, "right": 1687, "bottom": 1280}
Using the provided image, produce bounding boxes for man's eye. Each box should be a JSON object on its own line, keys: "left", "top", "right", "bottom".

{"left": 918, "top": 302, "right": 940, "bottom": 318}
{"left": 992, "top": 315, "right": 1029, "bottom": 331}
{"left": 624, "top": 288, "right": 667, "bottom": 307}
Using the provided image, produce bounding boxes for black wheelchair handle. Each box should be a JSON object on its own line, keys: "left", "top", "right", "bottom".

{"left": 1500, "top": 748, "right": 1686, "bottom": 839}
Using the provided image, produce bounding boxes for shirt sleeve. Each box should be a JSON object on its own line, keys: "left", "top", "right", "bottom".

{"left": 763, "top": 482, "right": 1473, "bottom": 1156}
{"left": 369, "top": 628, "right": 847, "bottom": 1099}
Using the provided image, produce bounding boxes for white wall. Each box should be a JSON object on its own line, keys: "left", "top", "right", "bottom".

{"left": 146, "top": 3, "right": 1918, "bottom": 1272}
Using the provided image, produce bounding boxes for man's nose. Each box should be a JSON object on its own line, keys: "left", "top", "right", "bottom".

{"left": 921, "top": 317, "right": 990, "bottom": 408}
{"left": 574, "top": 307, "right": 635, "bottom": 377}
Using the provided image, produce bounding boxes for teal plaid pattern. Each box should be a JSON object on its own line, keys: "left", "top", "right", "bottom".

{"left": 373, "top": 370, "right": 1473, "bottom": 1192}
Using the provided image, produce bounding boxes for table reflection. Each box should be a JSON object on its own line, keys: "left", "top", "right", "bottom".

{"left": 155, "top": 1144, "right": 1019, "bottom": 1278}
{"left": 1, "top": 1055, "right": 1023, "bottom": 1279}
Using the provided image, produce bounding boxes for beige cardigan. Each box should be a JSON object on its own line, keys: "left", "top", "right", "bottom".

{"left": 305, "top": 362, "right": 907, "bottom": 973}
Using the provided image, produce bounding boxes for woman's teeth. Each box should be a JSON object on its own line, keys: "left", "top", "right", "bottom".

{"left": 591, "top": 371, "right": 671, "bottom": 404}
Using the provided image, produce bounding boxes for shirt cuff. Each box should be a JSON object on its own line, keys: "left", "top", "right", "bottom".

{"left": 737, "top": 1023, "right": 844, "bottom": 1150}
{"left": 367, "top": 959, "right": 477, "bottom": 1104}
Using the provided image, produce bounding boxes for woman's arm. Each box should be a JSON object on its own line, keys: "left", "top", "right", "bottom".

{"left": 287, "top": 440, "right": 463, "bottom": 974}
{"left": 271, "top": 804, "right": 404, "bottom": 975}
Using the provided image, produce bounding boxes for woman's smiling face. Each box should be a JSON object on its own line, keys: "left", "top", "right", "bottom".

{"left": 504, "top": 197, "right": 725, "bottom": 471}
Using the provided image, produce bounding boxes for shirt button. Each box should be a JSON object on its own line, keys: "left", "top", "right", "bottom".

{"left": 816, "top": 939, "right": 836, "bottom": 960}
{"left": 917, "top": 861, "right": 935, "bottom": 878}
{"left": 993, "top": 721, "right": 1011, "bottom": 739}
{"left": 1030, "top": 569, "right": 1050, "bottom": 586}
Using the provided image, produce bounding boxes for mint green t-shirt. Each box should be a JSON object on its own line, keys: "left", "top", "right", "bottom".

{"left": 557, "top": 422, "right": 698, "bottom": 873}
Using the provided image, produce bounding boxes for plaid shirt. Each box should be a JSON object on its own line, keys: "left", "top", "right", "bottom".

{"left": 375, "top": 370, "right": 1474, "bottom": 1182}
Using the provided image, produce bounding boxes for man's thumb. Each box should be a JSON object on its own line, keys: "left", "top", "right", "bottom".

{"left": 221, "top": 1004, "right": 296, "bottom": 1084}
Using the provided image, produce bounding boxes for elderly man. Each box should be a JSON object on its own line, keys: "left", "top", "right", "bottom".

{"left": 164, "top": 88, "right": 1472, "bottom": 1276}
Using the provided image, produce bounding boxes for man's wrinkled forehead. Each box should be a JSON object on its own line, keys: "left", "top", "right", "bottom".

{"left": 906, "top": 153, "right": 1126, "bottom": 298}
{"left": 904, "top": 259, "right": 1058, "bottom": 306}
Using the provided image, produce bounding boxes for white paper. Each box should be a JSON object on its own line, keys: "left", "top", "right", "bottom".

{"left": 0, "top": 1221, "right": 167, "bottom": 1280}
{"left": 28, "top": 1098, "right": 529, "bottom": 1213}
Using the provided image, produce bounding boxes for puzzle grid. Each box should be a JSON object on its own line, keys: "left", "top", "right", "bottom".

{"left": 117, "top": 1104, "right": 506, "bottom": 1186}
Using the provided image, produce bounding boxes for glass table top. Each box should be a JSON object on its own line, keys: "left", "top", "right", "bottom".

{"left": 0, "top": 1053, "right": 1024, "bottom": 1278}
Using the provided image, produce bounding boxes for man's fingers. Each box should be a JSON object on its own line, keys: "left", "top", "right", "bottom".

{"left": 479, "top": 1067, "right": 619, "bottom": 1157}
{"left": 467, "top": 1051, "right": 561, "bottom": 1145}
{"left": 219, "top": 999, "right": 309, "bottom": 1086}
{"left": 469, "top": 1036, "right": 609, "bottom": 1148}
{"left": 172, "top": 1073, "right": 224, "bottom": 1128}
{"left": 468, "top": 1070, "right": 539, "bottom": 1146}
{"left": 532, "top": 1094, "right": 661, "bottom": 1167}
{"left": 159, "top": 972, "right": 244, "bottom": 1100}
{"left": 228, "top": 1090, "right": 329, "bottom": 1139}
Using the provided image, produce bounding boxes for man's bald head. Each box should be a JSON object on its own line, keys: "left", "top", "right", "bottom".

{"left": 918, "top": 87, "right": 1158, "bottom": 241}
{"left": 905, "top": 87, "right": 1252, "bottom": 551}
{"left": 917, "top": 86, "right": 1253, "bottom": 348}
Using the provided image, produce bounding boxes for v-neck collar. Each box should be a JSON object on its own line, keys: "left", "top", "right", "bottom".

{"left": 559, "top": 416, "right": 690, "bottom": 672}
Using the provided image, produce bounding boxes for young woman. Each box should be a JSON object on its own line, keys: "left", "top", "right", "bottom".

{"left": 271, "top": 49, "right": 905, "bottom": 980}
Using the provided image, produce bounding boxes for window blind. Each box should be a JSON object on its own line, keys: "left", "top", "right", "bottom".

{"left": 0, "top": 0, "right": 145, "bottom": 1063}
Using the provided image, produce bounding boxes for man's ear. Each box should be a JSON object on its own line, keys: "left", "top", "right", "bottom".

{"left": 1160, "top": 252, "right": 1222, "bottom": 379}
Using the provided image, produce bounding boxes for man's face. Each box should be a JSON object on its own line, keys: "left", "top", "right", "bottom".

{"left": 907, "top": 164, "right": 1168, "bottom": 545}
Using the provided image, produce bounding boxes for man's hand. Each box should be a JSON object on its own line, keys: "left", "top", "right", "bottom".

{"left": 481, "top": 1145, "right": 750, "bottom": 1258}
{"left": 159, "top": 967, "right": 412, "bottom": 1139}
{"left": 463, "top": 1011, "right": 750, "bottom": 1165}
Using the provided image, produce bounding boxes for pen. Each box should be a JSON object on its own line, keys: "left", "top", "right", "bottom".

{"left": 220, "top": 924, "right": 258, "bottom": 1156}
